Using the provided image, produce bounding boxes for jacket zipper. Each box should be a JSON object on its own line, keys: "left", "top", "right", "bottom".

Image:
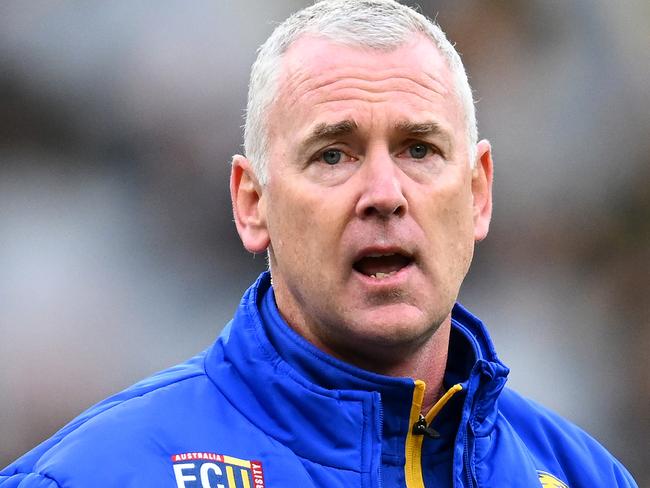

{"left": 405, "top": 382, "right": 464, "bottom": 488}
{"left": 463, "top": 431, "right": 474, "bottom": 488}
{"left": 405, "top": 381, "right": 427, "bottom": 488}
{"left": 378, "top": 397, "right": 384, "bottom": 488}
{"left": 461, "top": 374, "right": 477, "bottom": 488}
{"left": 412, "top": 414, "right": 441, "bottom": 439}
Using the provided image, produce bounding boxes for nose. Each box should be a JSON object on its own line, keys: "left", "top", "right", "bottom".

{"left": 355, "top": 152, "right": 408, "bottom": 219}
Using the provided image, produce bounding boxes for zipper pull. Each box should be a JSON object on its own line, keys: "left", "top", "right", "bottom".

{"left": 412, "top": 414, "right": 441, "bottom": 439}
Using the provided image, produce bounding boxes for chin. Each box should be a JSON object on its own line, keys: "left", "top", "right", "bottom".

{"left": 348, "top": 306, "right": 438, "bottom": 346}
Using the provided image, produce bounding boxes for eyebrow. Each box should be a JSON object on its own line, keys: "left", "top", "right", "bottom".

{"left": 298, "top": 119, "right": 453, "bottom": 153}
{"left": 393, "top": 120, "right": 454, "bottom": 154}
{"left": 302, "top": 120, "right": 358, "bottom": 148}
{"left": 394, "top": 120, "right": 452, "bottom": 139}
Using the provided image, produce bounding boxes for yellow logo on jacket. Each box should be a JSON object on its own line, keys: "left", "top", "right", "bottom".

{"left": 538, "top": 471, "right": 569, "bottom": 488}
{"left": 171, "top": 452, "right": 265, "bottom": 488}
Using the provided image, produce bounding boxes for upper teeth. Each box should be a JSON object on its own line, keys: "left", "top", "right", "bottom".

{"left": 366, "top": 253, "right": 395, "bottom": 258}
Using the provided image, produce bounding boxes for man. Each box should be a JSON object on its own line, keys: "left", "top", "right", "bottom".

{"left": 1, "top": 0, "right": 638, "bottom": 486}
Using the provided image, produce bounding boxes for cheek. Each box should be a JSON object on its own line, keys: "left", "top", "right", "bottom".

{"left": 421, "top": 180, "right": 474, "bottom": 234}
{"left": 267, "top": 185, "right": 344, "bottom": 266}
{"left": 418, "top": 182, "right": 475, "bottom": 270}
{"left": 269, "top": 198, "right": 310, "bottom": 260}
{"left": 445, "top": 194, "right": 476, "bottom": 277}
{"left": 445, "top": 194, "right": 476, "bottom": 258}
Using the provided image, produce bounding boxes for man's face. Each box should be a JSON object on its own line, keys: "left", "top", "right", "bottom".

{"left": 234, "top": 34, "right": 492, "bottom": 365}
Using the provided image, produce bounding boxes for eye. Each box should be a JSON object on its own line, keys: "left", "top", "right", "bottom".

{"left": 408, "top": 143, "right": 430, "bottom": 159}
{"left": 321, "top": 149, "right": 343, "bottom": 165}
{"left": 309, "top": 147, "right": 357, "bottom": 172}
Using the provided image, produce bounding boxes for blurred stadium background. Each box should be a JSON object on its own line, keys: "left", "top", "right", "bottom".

{"left": 1, "top": 0, "right": 648, "bottom": 482}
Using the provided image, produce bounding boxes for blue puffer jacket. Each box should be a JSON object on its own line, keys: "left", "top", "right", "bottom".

{"left": 1, "top": 272, "right": 637, "bottom": 487}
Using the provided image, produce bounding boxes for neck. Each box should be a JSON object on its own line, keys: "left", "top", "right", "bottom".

{"left": 344, "top": 319, "right": 451, "bottom": 412}
{"left": 282, "top": 307, "right": 452, "bottom": 413}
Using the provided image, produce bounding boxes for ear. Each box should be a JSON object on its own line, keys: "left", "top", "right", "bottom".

{"left": 230, "top": 155, "right": 270, "bottom": 253}
{"left": 471, "top": 139, "right": 494, "bottom": 242}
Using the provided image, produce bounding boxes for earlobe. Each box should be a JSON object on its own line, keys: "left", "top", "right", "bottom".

{"left": 230, "top": 155, "right": 270, "bottom": 253}
{"left": 471, "top": 140, "right": 494, "bottom": 242}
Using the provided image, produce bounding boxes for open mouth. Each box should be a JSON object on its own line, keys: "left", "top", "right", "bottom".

{"left": 352, "top": 252, "right": 414, "bottom": 279}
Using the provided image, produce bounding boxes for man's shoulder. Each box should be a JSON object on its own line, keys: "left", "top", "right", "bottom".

{"left": 498, "top": 386, "right": 610, "bottom": 454}
{"left": 497, "top": 387, "right": 637, "bottom": 487}
{"left": 0, "top": 350, "right": 223, "bottom": 486}
{"left": 1, "top": 335, "right": 314, "bottom": 488}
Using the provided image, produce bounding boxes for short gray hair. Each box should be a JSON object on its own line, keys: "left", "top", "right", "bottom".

{"left": 244, "top": 0, "right": 478, "bottom": 184}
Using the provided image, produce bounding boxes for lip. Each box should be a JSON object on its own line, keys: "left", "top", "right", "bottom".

{"left": 351, "top": 245, "right": 415, "bottom": 264}
{"left": 350, "top": 244, "right": 417, "bottom": 287}
{"left": 351, "top": 261, "right": 415, "bottom": 287}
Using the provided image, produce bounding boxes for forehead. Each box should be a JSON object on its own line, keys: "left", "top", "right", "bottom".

{"left": 270, "top": 34, "right": 464, "bottom": 135}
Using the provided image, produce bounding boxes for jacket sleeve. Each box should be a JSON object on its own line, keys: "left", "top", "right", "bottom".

{"left": 0, "top": 473, "right": 61, "bottom": 488}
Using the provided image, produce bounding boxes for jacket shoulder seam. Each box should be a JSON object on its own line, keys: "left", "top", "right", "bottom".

{"left": 34, "top": 371, "right": 208, "bottom": 467}
{"left": 70, "top": 371, "right": 208, "bottom": 426}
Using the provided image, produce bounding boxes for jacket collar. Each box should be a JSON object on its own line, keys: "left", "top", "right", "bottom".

{"left": 205, "top": 272, "right": 509, "bottom": 469}
{"left": 449, "top": 304, "right": 510, "bottom": 435}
